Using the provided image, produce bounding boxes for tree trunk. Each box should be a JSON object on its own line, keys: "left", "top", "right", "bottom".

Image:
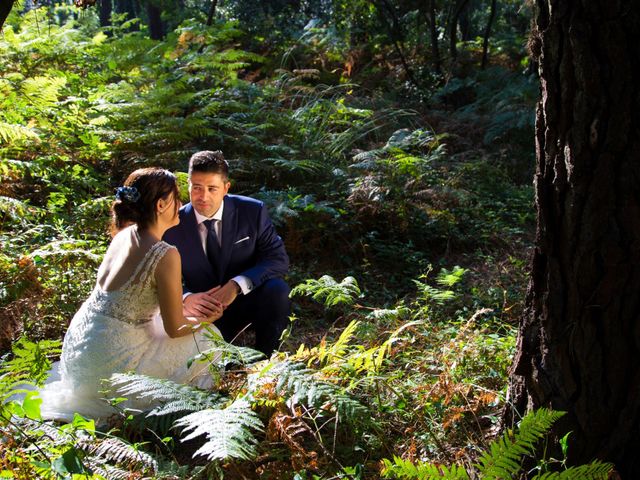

{"left": 206, "top": 0, "right": 218, "bottom": 26}
{"left": 448, "top": 0, "right": 470, "bottom": 62}
{"left": 506, "top": 0, "right": 640, "bottom": 476}
{"left": 458, "top": 0, "right": 473, "bottom": 42}
{"left": 481, "top": 0, "right": 497, "bottom": 69}
{"left": 115, "top": 0, "right": 138, "bottom": 23}
{"left": 0, "top": 0, "right": 17, "bottom": 33}
{"left": 421, "top": 0, "right": 441, "bottom": 75}
{"left": 99, "top": 0, "right": 112, "bottom": 28}
{"left": 375, "top": 0, "right": 418, "bottom": 88}
{"left": 146, "top": 0, "right": 164, "bottom": 39}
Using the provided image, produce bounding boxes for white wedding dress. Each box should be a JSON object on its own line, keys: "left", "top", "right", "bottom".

{"left": 39, "top": 240, "right": 220, "bottom": 423}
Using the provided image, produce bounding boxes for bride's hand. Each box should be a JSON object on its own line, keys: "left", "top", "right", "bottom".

{"left": 206, "top": 300, "right": 224, "bottom": 322}
{"left": 183, "top": 286, "right": 223, "bottom": 317}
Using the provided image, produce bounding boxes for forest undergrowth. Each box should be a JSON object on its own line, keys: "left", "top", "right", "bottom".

{"left": 0, "top": 6, "right": 549, "bottom": 479}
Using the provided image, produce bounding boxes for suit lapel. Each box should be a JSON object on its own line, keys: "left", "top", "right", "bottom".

{"left": 219, "top": 196, "right": 237, "bottom": 280}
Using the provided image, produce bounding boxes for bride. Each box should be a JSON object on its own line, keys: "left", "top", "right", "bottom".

{"left": 39, "top": 167, "right": 223, "bottom": 423}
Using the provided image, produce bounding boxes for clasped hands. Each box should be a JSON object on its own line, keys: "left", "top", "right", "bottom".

{"left": 184, "top": 280, "right": 240, "bottom": 322}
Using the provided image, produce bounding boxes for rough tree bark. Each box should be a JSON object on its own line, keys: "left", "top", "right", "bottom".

{"left": 506, "top": 0, "right": 640, "bottom": 476}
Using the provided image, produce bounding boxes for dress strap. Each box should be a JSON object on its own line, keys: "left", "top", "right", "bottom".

{"left": 120, "top": 241, "right": 175, "bottom": 294}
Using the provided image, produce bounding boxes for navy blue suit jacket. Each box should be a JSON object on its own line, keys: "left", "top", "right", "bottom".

{"left": 163, "top": 194, "right": 289, "bottom": 295}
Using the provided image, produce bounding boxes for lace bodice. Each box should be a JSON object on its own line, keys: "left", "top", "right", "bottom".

{"left": 83, "top": 241, "right": 175, "bottom": 325}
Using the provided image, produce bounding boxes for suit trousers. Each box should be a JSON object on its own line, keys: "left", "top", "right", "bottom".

{"left": 214, "top": 278, "right": 290, "bottom": 356}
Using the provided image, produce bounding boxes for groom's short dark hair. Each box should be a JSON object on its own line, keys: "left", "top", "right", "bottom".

{"left": 188, "top": 150, "right": 229, "bottom": 180}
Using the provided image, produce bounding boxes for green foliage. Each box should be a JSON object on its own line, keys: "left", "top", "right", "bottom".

{"left": 252, "top": 359, "right": 368, "bottom": 419}
{"left": 381, "top": 456, "right": 470, "bottom": 479}
{"left": 0, "top": 339, "right": 157, "bottom": 478}
{"left": 532, "top": 461, "right": 614, "bottom": 479}
{"left": 381, "top": 409, "right": 613, "bottom": 480}
{"left": 0, "top": 337, "right": 60, "bottom": 401}
{"left": 0, "top": 2, "right": 541, "bottom": 478}
{"left": 291, "top": 275, "right": 361, "bottom": 308}
{"left": 475, "top": 408, "right": 566, "bottom": 477}
{"left": 109, "top": 373, "right": 225, "bottom": 417}
{"left": 175, "top": 398, "right": 264, "bottom": 462}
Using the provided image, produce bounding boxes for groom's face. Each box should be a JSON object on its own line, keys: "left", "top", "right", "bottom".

{"left": 189, "top": 172, "right": 230, "bottom": 218}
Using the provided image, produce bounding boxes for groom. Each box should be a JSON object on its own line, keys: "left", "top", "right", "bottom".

{"left": 163, "top": 150, "right": 290, "bottom": 356}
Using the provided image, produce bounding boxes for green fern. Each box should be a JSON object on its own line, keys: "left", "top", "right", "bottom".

{"left": 0, "top": 121, "right": 39, "bottom": 144}
{"left": 532, "top": 461, "right": 613, "bottom": 479}
{"left": 109, "top": 373, "right": 225, "bottom": 417}
{"left": 174, "top": 398, "right": 263, "bottom": 461}
{"left": 0, "top": 337, "right": 61, "bottom": 399}
{"left": 475, "top": 408, "right": 565, "bottom": 477}
{"left": 251, "top": 359, "right": 367, "bottom": 420}
{"left": 290, "top": 275, "right": 361, "bottom": 308}
{"left": 0, "top": 195, "right": 41, "bottom": 220}
{"left": 381, "top": 456, "right": 469, "bottom": 479}
{"left": 191, "top": 329, "right": 265, "bottom": 368}
{"left": 30, "top": 239, "right": 103, "bottom": 265}
{"left": 80, "top": 436, "right": 158, "bottom": 473}
{"left": 381, "top": 409, "right": 613, "bottom": 479}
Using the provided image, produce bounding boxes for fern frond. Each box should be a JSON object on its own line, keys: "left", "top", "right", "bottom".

{"left": 88, "top": 463, "right": 134, "bottom": 480}
{"left": 532, "top": 460, "right": 612, "bottom": 479}
{"left": 435, "top": 266, "right": 467, "bottom": 287}
{"left": 109, "top": 373, "right": 223, "bottom": 416}
{"left": 192, "top": 330, "right": 265, "bottom": 368}
{"left": 252, "top": 360, "right": 367, "bottom": 419}
{"left": 20, "top": 75, "right": 67, "bottom": 109}
{"left": 174, "top": 398, "right": 263, "bottom": 461}
{"left": 80, "top": 436, "right": 157, "bottom": 472}
{"left": 475, "top": 408, "right": 565, "bottom": 478}
{"left": 0, "top": 195, "right": 41, "bottom": 220}
{"left": 345, "top": 320, "right": 423, "bottom": 375}
{"left": 290, "top": 275, "right": 361, "bottom": 308}
{"left": 0, "top": 122, "right": 39, "bottom": 144}
{"left": 365, "top": 307, "right": 409, "bottom": 321}
{"left": 267, "top": 156, "right": 324, "bottom": 173}
{"left": 381, "top": 455, "right": 470, "bottom": 479}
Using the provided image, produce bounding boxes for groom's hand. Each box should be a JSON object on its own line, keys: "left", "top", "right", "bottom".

{"left": 183, "top": 287, "right": 223, "bottom": 317}
{"left": 210, "top": 280, "right": 241, "bottom": 308}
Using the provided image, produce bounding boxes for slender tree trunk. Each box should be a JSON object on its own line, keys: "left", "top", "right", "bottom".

{"left": 421, "top": 0, "right": 442, "bottom": 75}
{"left": 375, "top": 0, "right": 418, "bottom": 87}
{"left": 481, "top": 0, "right": 497, "bottom": 69}
{"left": 99, "top": 0, "right": 112, "bottom": 28}
{"left": 0, "top": 0, "right": 17, "bottom": 33}
{"left": 206, "top": 0, "right": 218, "bottom": 26}
{"left": 448, "top": 0, "right": 470, "bottom": 62}
{"left": 146, "top": 0, "right": 164, "bottom": 39}
{"left": 506, "top": 0, "right": 640, "bottom": 476}
{"left": 458, "top": 1, "right": 472, "bottom": 41}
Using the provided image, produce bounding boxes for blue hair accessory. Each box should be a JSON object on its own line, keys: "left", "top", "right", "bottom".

{"left": 115, "top": 186, "right": 141, "bottom": 203}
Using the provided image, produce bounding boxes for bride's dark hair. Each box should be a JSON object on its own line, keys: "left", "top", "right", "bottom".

{"left": 111, "top": 167, "right": 179, "bottom": 235}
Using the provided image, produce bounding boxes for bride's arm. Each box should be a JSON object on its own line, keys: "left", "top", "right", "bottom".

{"left": 155, "top": 248, "right": 222, "bottom": 338}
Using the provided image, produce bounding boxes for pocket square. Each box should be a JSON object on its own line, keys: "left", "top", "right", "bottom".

{"left": 234, "top": 236, "right": 250, "bottom": 245}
